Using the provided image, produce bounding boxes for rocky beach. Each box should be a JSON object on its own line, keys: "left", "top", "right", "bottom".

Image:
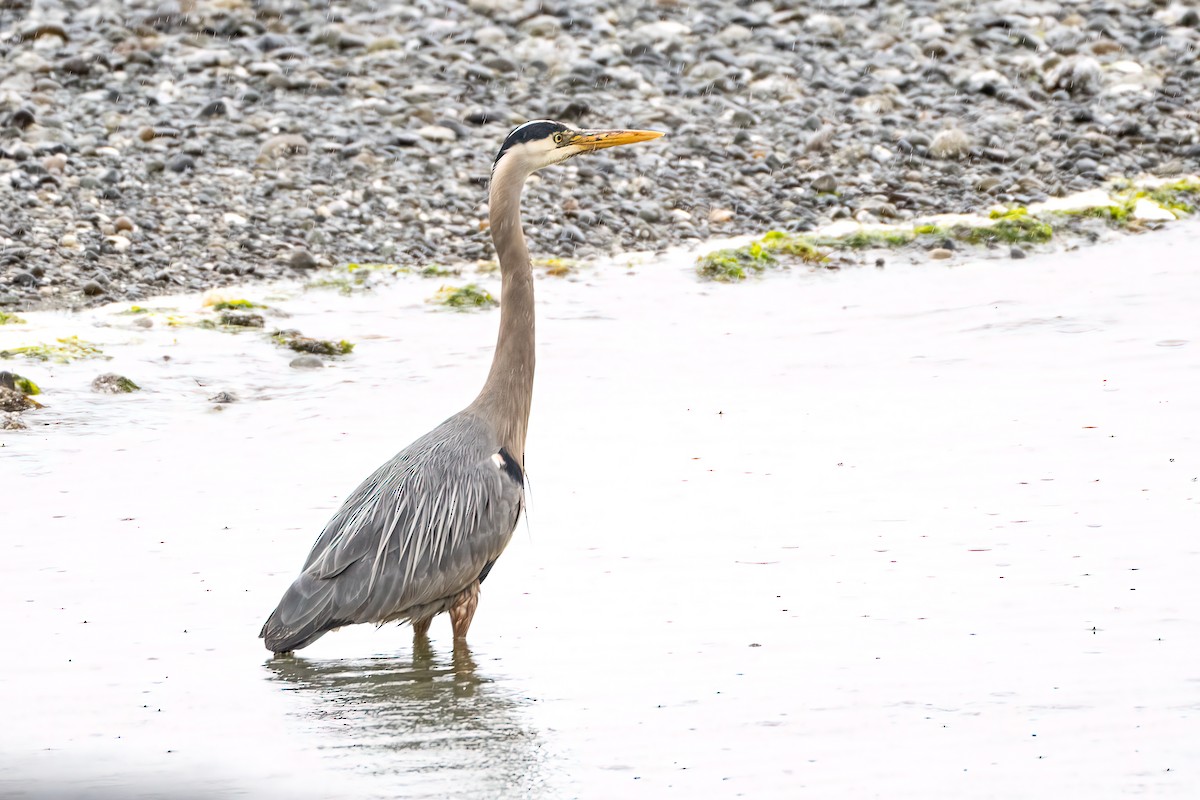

{"left": 1, "top": 0, "right": 1199, "bottom": 309}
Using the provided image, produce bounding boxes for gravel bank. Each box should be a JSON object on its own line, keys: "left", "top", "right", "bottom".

{"left": 1, "top": 0, "right": 1198, "bottom": 309}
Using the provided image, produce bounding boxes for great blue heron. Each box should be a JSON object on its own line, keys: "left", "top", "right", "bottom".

{"left": 260, "top": 120, "right": 663, "bottom": 653}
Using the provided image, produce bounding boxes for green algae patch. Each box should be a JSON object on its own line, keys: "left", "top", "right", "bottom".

{"left": 0, "top": 312, "right": 27, "bottom": 325}
{"left": 345, "top": 262, "right": 399, "bottom": 273}
{"left": 1143, "top": 179, "right": 1200, "bottom": 213}
{"left": 953, "top": 209, "right": 1053, "bottom": 245}
{"left": 1140, "top": 181, "right": 1198, "bottom": 215}
{"left": 271, "top": 329, "right": 355, "bottom": 356}
{"left": 306, "top": 274, "right": 366, "bottom": 294}
{"left": 1073, "top": 205, "right": 1133, "bottom": 224}
{"left": 211, "top": 299, "right": 265, "bottom": 311}
{"left": 15, "top": 375, "right": 40, "bottom": 395}
{"left": 420, "top": 264, "right": 461, "bottom": 278}
{"left": 345, "top": 262, "right": 463, "bottom": 278}
{"left": 697, "top": 245, "right": 772, "bottom": 282}
{"left": 430, "top": 284, "right": 498, "bottom": 310}
{"left": 1, "top": 336, "right": 107, "bottom": 363}
{"left": 698, "top": 231, "right": 828, "bottom": 282}
{"left": 810, "top": 230, "right": 916, "bottom": 249}
{"left": 760, "top": 231, "right": 828, "bottom": 261}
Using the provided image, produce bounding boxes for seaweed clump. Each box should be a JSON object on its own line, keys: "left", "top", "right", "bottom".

{"left": 957, "top": 208, "right": 1054, "bottom": 244}
{"left": 810, "top": 230, "right": 915, "bottom": 249}
{"left": 430, "top": 284, "right": 499, "bottom": 310}
{"left": 1143, "top": 179, "right": 1199, "bottom": 214}
{"left": 211, "top": 299, "right": 265, "bottom": 311}
{"left": 0, "top": 336, "right": 106, "bottom": 363}
{"left": 697, "top": 231, "right": 827, "bottom": 282}
{"left": 0, "top": 312, "right": 26, "bottom": 325}
{"left": 271, "top": 329, "right": 355, "bottom": 356}
{"left": 219, "top": 311, "right": 265, "bottom": 328}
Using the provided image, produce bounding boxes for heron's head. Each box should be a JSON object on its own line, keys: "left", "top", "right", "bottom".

{"left": 492, "top": 120, "right": 663, "bottom": 177}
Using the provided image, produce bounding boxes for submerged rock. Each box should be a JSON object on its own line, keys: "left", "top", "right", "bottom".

{"left": 0, "top": 372, "right": 43, "bottom": 412}
{"left": 91, "top": 374, "right": 140, "bottom": 394}
{"left": 272, "top": 330, "right": 354, "bottom": 356}
{"left": 289, "top": 355, "right": 325, "bottom": 369}
{"left": 220, "top": 311, "right": 265, "bottom": 328}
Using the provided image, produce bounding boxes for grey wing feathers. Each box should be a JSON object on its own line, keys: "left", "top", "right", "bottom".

{"left": 260, "top": 412, "right": 523, "bottom": 652}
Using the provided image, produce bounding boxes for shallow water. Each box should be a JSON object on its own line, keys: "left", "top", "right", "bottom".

{"left": 3, "top": 227, "right": 1199, "bottom": 798}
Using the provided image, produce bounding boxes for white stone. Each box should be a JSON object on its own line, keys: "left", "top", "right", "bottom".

{"left": 634, "top": 20, "right": 692, "bottom": 42}
{"left": 417, "top": 125, "right": 457, "bottom": 143}
{"left": 929, "top": 128, "right": 972, "bottom": 159}
{"left": 1110, "top": 60, "right": 1144, "bottom": 75}
{"left": 1131, "top": 198, "right": 1176, "bottom": 222}
{"left": 806, "top": 13, "right": 846, "bottom": 37}
{"left": 1027, "top": 189, "right": 1114, "bottom": 214}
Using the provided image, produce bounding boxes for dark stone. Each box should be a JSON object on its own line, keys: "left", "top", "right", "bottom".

{"left": 60, "top": 56, "right": 90, "bottom": 75}
{"left": 166, "top": 154, "right": 195, "bottom": 173}
{"left": 464, "top": 109, "right": 502, "bottom": 125}
{"left": 82, "top": 280, "right": 105, "bottom": 296}
{"left": 1010, "top": 247, "right": 1027, "bottom": 259}
{"left": 257, "top": 33, "right": 289, "bottom": 52}
{"left": 288, "top": 249, "right": 317, "bottom": 270}
{"left": 812, "top": 174, "right": 837, "bottom": 193}
{"left": 8, "top": 108, "right": 35, "bottom": 129}
{"left": 197, "top": 99, "right": 229, "bottom": 118}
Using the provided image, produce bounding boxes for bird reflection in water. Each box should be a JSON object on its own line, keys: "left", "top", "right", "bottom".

{"left": 266, "top": 643, "right": 548, "bottom": 797}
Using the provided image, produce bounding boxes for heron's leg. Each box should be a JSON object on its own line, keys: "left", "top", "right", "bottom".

{"left": 448, "top": 580, "right": 481, "bottom": 640}
{"left": 412, "top": 616, "right": 432, "bottom": 639}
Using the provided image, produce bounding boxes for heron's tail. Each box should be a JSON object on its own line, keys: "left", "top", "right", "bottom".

{"left": 259, "top": 573, "right": 347, "bottom": 653}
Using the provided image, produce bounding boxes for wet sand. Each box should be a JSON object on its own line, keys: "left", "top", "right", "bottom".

{"left": 2, "top": 226, "right": 1199, "bottom": 798}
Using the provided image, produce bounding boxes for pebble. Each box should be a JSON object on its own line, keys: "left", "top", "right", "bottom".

{"left": 258, "top": 134, "right": 308, "bottom": 161}
{"left": 166, "top": 155, "right": 195, "bottom": 173}
{"left": 288, "top": 250, "right": 318, "bottom": 271}
{"left": 811, "top": 175, "right": 837, "bottom": 193}
{"left": 417, "top": 125, "right": 458, "bottom": 143}
{"left": 289, "top": 355, "right": 325, "bottom": 369}
{"left": 929, "top": 129, "right": 972, "bottom": 160}
{"left": 929, "top": 248, "right": 954, "bottom": 260}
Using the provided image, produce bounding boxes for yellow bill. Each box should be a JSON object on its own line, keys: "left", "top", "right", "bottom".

{"left": 568, "top": 129, "right": 665, "bottom": 151}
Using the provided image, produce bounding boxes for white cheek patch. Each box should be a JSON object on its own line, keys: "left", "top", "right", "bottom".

{"left": 491, "top": 452, "right": 506, "bottom": 469}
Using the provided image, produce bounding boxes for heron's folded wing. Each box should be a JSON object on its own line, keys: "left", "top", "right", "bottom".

{"left": 296, "top": 422, "right": 523, "bottom": 621}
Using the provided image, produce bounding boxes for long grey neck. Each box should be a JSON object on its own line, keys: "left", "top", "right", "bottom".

{"left": 467, "top": 160, "right": 535, "bottom": 467}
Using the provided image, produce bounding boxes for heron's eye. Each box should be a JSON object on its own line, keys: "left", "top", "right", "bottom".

{"left": 553, "top": 132, "right": 565, "bottom": 145}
